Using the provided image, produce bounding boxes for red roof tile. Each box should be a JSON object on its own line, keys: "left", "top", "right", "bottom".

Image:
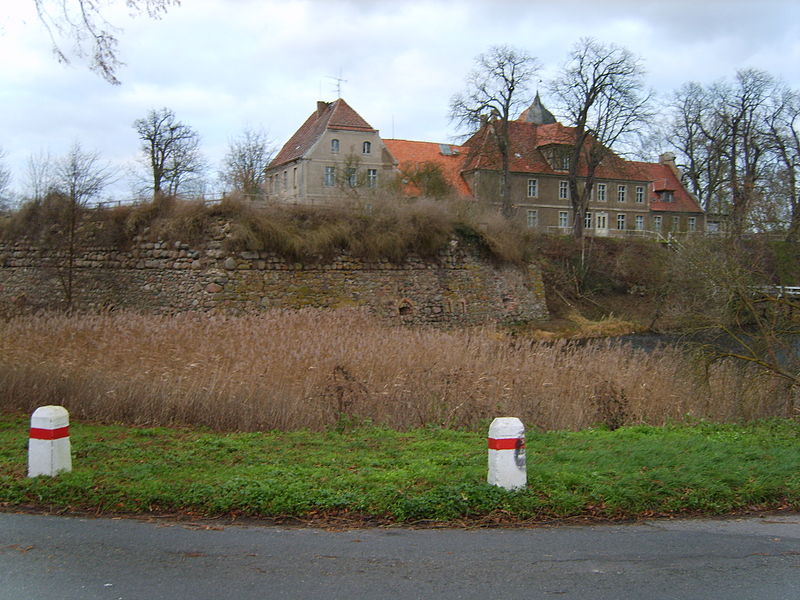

{"left": 383, "top": 139, "right": 472, "bottom": 196}
{"left": 270, "top": 99, "right": 376, "bottom": 168}
{"left": 629, "top": 160, "right": 703, "bottom": 213}
{"left": 459, "top": 120, "right": 702, "bottom": 212}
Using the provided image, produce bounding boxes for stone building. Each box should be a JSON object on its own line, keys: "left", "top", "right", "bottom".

{"left": 264, "top": 99, "right": 397, "bottom": 204}
{"left": 269, "top": 96, "right": 704, "bottom": 237}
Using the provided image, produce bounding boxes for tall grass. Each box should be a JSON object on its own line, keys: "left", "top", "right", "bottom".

{"left": 0, "top": 310, "right": 793, "bottom": 432}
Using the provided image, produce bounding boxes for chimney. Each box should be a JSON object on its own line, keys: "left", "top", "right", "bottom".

{"left": 317, "top": 101, "right": 328, "bottom": 116}
{"left": 659, "top": 152, "right": 681, "bottom": 178}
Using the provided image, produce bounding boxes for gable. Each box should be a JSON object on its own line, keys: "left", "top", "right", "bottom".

{"left": 270, "top": 99, "right": 377, "bottom": 169}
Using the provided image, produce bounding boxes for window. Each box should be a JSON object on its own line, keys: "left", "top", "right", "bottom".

{"left": 527, "top": 179, "right": 538, "bottom": 198}
{"left": 347, "top": 168, "right": 357, "bottom": 187}
{"left": 635, "top": 186, "right": 644, "bottom": 203}
{"left": 292, "top": 167, "right": 297, "bottom": 188}
{"left": 527, "top": 209, "right": 538, "bottom": 228}
{"left": 660, "top": 190, "right": 674, "bottom": 202}
{"left": 617, "top": 214, "right": 626, "bottom": 230}
{"left": 584, "top": 211, "right": 592, "bottom": 230}
{"left": 559, "top": 181, "right": 569, "bottom": 200}
{"left": 617, "top": 185, "right": 626, "bottom": 202}
{"left": 653, "top": 215, "right": 662, "bottom": 231}
{"left": 672, "top": 216, "right": 680, "bottom": 231}
{"left": 362, "top": 141, "right": 371, "bottom": 154}
{"left": 559, "top": 211, "right": 569, "bottom": 229}
{"left": 635, "top": 215, "right": 644, "bottom": 230}
{"left": 282, "top": 171, "right": 288, "bottom": 191}
{"left": 688, "top": 216, "right": 697, "bottom": 232}
{"left": 324, "top": 166, "right": 335, "bottom": 187}
{"left": 367, "top": 169, "right": 378, "bottom": 188}
{"left": 331, "top": 139, "right": 340, "bottom": 153}
{"left": 596, "top": 213, "right": 608, "bottom": 230}
{"left": 560, "top": 154, "right": 570, "bottom": 171}
{"left": 597, "top": 183, "right": 607, "bottom": 202}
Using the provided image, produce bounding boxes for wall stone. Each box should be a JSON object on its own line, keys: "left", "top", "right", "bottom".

{"left": 0, "top": 233, "right": 547, "bottom": 325}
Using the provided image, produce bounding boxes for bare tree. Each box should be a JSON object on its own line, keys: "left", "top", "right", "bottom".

{"left": 0, "top": 148, "right": 11, "bottom": 211}
{"left": 32, "top": 0, "right": 179, "bottom": 84}
{"left": 763, "top": 85, "right": 800, "bottom": 241}
{"left": 450, "top": 45, "right": 540, "bottom": 217}
{"left": 47, "top": 143, "right": 114, "bottom": 307}
{"left": 668, "top": 70, "right": 781, "bottom": 237}
{"left": 549, "top": 38, "right": 652, "bottom": 239}
{"left": 24, "top": 149, "right": 57, "bottom": 202}
{"left": 667, "top": 82, "right": 729, "bottom": 215}
{"left": 134, "top": 107, "right": 205, "bottom": 199}
{"left": 220, "top": 128, "right": 275, "bottom": 197}
{"left": 714, "top": 70, "right": 776, "bottom": 237}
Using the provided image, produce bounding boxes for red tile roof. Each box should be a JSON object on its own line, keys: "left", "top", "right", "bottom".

{"left": 629, "top": 160, "right": 703, "bottom": 213}
{"left": 383, "top": 139, "right": 472, "bottom": 196}
{"left": 458, "top": 119, "right": 702, "bottom": 212}
{"left": 270, "top": 99, "right": 376, "bottom": 168}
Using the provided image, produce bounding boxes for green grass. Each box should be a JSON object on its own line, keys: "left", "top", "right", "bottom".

{"left": 2, "top": 414, "right": 799, "bottom": 524}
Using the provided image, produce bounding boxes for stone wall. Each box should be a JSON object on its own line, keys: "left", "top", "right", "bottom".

{"left": 0, "top": 230, "right": 547, "bottom": 325}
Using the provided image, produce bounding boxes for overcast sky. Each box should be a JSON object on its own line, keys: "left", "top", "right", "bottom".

{"left": 1, "top": 0, "right": 799, "bottom": 200}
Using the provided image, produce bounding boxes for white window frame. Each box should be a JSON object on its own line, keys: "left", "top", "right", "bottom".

{"left": 347, "top": 168, "right": 357, "bottom": 188}
{"left": 617, "top": 185, "right": 626, "bottom": 202}
{"left": 527, "top": 209, "right": 538, "bottom": 228}
{"left": 596, "top": 213, "right": 608, "bottom": 230}
{"left": 617, "top": 214, "right": 626, "bottom": 230}
{"left": 362, "top": 141, "right": 371, "bottom": 154}
{"left": 584, "top": 211, "right": 592, "bottom": 229}
{"left": 688, "top": 216, "right": 697, "bottom": 232}
{"left": 672, "top": 216, "right": 680, "bottom": 231}
{"left": 653, "top": 215, "right": 662, "bottom": 231}
{"left": 635, "top": 215, "right": 644, "bottom": 230}
{"left": 324, "top": 166, "right": 335, "bottom": 187}
{"left": 527, "top": 179, "right": 538, "bottom": 198}
{"left": 635, "top": 186, "right": 644, "bottom": 203}
{"left": 559, "top": 181, "right": 569, "bottom": 200}
{"left": 597, "top": 183, "right": 607, "bottom": 202}
{"left": 331, "top": 139, "right": 340, "bottom": 153}
{"left": 558, "top": 210, "right": 569, "bottom": 229}
{"left": 367, "top": 168, "right": 378, "bottom": 188}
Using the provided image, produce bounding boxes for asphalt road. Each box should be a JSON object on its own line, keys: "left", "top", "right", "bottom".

{"left": 2, "top": 512, "right": 800, "bottom": 599}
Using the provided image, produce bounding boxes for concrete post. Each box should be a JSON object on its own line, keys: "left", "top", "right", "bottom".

{"left": 28, "top": 406, "right": 72, "bottom": 478}
{"left": 487, "top": 417, "right": 526, "bottom": 490}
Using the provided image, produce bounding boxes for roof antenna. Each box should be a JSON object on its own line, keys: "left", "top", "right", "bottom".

{"left": 326, "top": 69, "right": 347, "bottom": 98}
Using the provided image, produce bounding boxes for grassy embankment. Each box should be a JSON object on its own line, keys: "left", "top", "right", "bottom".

{"left": 2, "top": 415, "right": 799, "bottom": 523}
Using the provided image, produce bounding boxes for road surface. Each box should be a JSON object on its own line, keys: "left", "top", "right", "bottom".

{"left": 2, "top": 512, "right": 800, "bottom": 599}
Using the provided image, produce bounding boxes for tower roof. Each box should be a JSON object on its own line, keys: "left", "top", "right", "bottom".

{"left": 518, "top": 92, "right": 557, "bottom": 125}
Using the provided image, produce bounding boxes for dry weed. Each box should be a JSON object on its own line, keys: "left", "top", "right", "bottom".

{"left": 0, "top": 310, "right": 792, "bottom": 432}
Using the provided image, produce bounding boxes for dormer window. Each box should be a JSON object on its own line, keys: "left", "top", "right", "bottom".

{"left": 331, "top": 139, "right": 340, "bottom": 153}
{"left": 362, "top": 141, "right": 371, "bottom": 154}
{"left": 658, "top": 190, "right": 674, "bottom": 202}
{"left": 542, "top": 145, "right": 571, "bottom": 171}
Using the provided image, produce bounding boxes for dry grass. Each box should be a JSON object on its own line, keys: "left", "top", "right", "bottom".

{"left": 0, "top": 310, "right": 794, "bottom": 432}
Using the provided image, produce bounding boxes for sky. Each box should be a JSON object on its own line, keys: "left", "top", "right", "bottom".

{"left": 1, "top": 0, "right": 799, "bottom": 200}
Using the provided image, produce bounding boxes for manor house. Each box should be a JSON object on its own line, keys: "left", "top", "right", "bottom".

{"left": 264, "top": 97, "right": 704, "bottom": 237}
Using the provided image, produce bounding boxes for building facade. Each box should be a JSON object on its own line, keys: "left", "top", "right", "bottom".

{"left": 264, "top": 99, "right": 397, "bottom": 204}
{"left": 268, "top": 97, "right": 704, "bottom": 237}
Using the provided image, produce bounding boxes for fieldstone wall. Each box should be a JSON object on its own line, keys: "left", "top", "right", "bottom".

{"left": 0, "top": 231, "right": 547, "bottom": 325}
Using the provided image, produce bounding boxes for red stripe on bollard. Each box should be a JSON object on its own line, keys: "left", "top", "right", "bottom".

{"left": 487, "top": 437, "right": 524, "bottom": 450}
{"left": 29, "top": 426, "right": 70, "bottom": 440}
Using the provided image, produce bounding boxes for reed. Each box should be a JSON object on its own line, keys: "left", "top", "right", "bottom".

{"left": 0, "top": 310, "right": 793, "bottom": 432}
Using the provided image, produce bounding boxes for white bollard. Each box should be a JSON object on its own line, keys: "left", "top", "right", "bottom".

{"left": 487, "top": 417, "right": 526, "bottom": 490}
{"left": 28, "top": 406, "right": 72, "bottom": 478}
